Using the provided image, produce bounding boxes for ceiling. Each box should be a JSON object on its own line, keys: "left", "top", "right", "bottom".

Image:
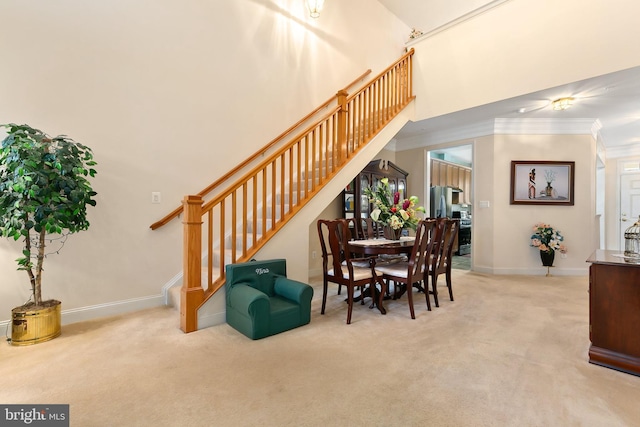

{"left": 377, "top": 0, "right": 498, "bottom": 35}
{"left": 377, "top": 0, "right": 640, "bottom": 162}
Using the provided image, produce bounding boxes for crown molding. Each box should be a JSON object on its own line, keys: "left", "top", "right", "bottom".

{"left": 606, "top": 143, "right": 640, "bottom": 159}
{"left": 405, "top": 0, "right": 513, "bottom": 47}
{"left": 396, "top": 120, "right": 494, "bottom": 151}
{"left": 591, "top": 119, "right": 603, "bottom": 140}
{"left": 393, "top": 118, "right": 601, "bottom": 152}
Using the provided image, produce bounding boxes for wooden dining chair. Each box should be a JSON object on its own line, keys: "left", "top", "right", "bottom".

{"left": 360, "top": 217, "right": 381, "bottom": 239}
{"left": 344, "top": 217, "right": 363, "bottom": 241}
{"left": 317, "top": 219, "right": 377, "bottom": 324}
{"left": 373, "top": 219, "right": 438, "bottom": 319}
{"left": 340, "top": 217, "right": 372, "bottom": 278}
{"left": 428, "top": 218, "right": 459, "bottom": 307}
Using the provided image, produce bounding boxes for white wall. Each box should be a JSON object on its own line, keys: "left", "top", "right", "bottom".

{"left": 397, "top": 0, "right": 640, "bottom": 274}
{"left": 0, "top": 1, "right": 410, "bottom": 323}
{"left": 396, "top": 129, "right": 595, "bottom": 276}
{"left": 490, "top": 134, "right": 596, "bottom": 275}
{"left": 410, "top": 0, "right": 640, "bottom": 121}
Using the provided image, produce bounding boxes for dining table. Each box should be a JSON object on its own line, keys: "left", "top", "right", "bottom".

{"left": 347, "top": 236, "right": 415, "bottom": 315}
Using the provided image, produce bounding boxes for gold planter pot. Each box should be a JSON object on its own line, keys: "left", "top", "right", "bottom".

{"left": 11, "top": 300, "right": 61, "bottom": 346}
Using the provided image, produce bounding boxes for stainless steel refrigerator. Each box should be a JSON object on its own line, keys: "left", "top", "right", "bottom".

{"left": 430, "top": 186, "right": 452, "bottom": 218}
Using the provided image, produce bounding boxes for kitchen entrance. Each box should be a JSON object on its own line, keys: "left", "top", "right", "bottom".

{"left": 427, "top": 144, "right": 473, "bottom": 270}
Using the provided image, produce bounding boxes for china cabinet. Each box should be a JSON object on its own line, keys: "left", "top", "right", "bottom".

{"left": 343, "top": 160, "right": 408, "bottom": 221}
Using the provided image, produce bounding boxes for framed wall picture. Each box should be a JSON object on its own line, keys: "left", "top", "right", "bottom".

{"left": 510, "top": 161, "right": 575, "bottom": 205}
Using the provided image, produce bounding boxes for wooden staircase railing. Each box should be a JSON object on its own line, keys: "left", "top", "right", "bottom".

{"left": 154, "top": 49, "right": 414, "bottom": 333}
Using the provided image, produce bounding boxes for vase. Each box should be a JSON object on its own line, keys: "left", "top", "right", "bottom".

{"left": 540, "top": 250, "right": 555, "bottom": 276}
{"left": 545, "top": 182, "right": 553, "bottom": 196}
{"left": 540, "top": 250, "right": 555, "bottom": 267}
{"left": 383, "top": 225, "right": 402, "bottom": 240}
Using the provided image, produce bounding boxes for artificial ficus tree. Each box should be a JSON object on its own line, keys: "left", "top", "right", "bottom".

{"left": 0, "top": 124, "right": 97, "bottom": 307}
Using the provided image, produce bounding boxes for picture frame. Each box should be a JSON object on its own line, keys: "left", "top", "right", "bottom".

{"left": 510, "top": 161, "right": 575, "bottom": 205}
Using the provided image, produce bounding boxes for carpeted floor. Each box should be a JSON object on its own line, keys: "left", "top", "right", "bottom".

{"left": 1, "top": 271, "right": 639, "bottom": 426}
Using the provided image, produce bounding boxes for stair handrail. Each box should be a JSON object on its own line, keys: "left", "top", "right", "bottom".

{"left": 149, "top": 69, "right": 372, "bottom": 231}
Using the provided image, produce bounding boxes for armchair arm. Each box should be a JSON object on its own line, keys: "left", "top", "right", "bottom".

{"left": 274, "top": 276, "right": 314, "bottom": 304}
{"left": 228, "top": 283, "right": 270, "bottom": 318}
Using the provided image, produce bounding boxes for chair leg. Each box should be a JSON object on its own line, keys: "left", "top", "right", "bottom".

{"left": 321, "top": 280, "right": 329, "bottom": 314}
{"left": 346, "top": 286, "right": 354, "bottom": 324}
{"left": 392, "top": 280, "right": 405, "bottom": 300}
{"left": 390, "top": 280, "right": 397, "bottom": 299}
{"left": 446, "top": 270, "right": 454, "bottom": 301}
{"left": 422, "top": 280, "right": 432, "bottom": 311}
{"left": 431, "top": 274, "right": 439, "bottom": 308}
{"left": 337, "top": 284, "right": 342, "bottom": 295}
{"left": 406, "top": 281, "right": 415, "bottom": 319}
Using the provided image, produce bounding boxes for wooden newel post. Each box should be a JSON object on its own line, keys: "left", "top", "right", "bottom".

{"left": 181, "top": 195, "right": 205, "bottom": 333}
{"left": 336, "top": 89, "right": 349, "bottom": 166}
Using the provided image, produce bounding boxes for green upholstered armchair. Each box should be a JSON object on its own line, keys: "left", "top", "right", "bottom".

{"left": 225, "top": 259, "right": 314, "bottom": 340}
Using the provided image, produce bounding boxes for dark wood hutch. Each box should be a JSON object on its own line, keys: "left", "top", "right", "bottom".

{"left": 342, "top": 160, "right": 408, "bottom": 221}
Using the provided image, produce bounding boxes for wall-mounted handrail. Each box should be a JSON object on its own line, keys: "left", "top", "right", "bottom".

{"left": 149, "top": 69, "right": 372, "bottom": 231}
{"left": 177, "top": 49, "right": 414, "bottom": 333}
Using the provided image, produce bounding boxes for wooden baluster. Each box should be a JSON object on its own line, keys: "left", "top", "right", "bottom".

{"left": 336, "top": 89, "right": 349, "bottom": 166}
{"left": 181, "top": 195, "right": 205, "bottom": 333}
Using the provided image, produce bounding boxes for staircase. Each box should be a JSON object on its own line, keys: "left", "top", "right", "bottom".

{"left": 152, "top": 49, "right": 415, "bottom": 332}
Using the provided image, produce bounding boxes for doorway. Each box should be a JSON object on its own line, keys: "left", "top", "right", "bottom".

{"left": 620, "top": 172, "right": 640, "bottom": 250}
{"left": 426, "top": 144, "right": 473, "bottom": 270}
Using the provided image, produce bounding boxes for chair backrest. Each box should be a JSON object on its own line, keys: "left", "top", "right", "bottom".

{"left": 361, "top": 217, "right": 382, "bottom": 239}
{"left": 406, "top": 219, "right": 438, "bottom": 283}
{"left": 225, "top": 258, "right": 287, "bottom": 297}
{"left": 343, "top": 217, "right": 363, "bottom": 240}
{"left": 318, "top": 219, "right": 363, "bottom": 282}
{"left": 433, "top": 218, "right": 459, "bottom": 274}
{"left": 318, "top": 219, "right": 347, "bottom": 278}
{"left": 429, "top": 219, "right": 446, "bottom": 273}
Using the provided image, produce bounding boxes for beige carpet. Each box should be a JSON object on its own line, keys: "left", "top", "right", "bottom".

{"left": 2, "top": 271, "right": 640, "bottom": 426}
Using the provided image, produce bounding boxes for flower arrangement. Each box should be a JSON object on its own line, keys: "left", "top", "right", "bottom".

{"left": 530, "top": 222, "right": 567, "bottom": 253}
{"left": 544, "top": 169, "right": 556, "bottom": 184}
{"left": 364, "top": 177, "right": 425, "bottom": 231}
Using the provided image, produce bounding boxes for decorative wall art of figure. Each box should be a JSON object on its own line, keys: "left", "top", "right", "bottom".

{"left": 528, "top": 168, "right": 536, "bottom": 199}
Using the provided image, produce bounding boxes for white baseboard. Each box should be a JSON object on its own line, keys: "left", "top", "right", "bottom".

{"left": 0, "top": 294, "right": 165, "bottom": 329}
{"left": 162, "top": 271, "right": 183, "bottom": 305}
{"left": 198, "top": 311, "right": 227, "bottom": 329}
{"left": 61, "top": 295, "right": 165, "bottom": 325}
{"left": 474, "top": 266, "right": 589, "bottom": 276}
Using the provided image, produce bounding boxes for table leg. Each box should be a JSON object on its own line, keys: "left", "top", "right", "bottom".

{"left": 372, "top": 272, "right": 387, "bottom": 315}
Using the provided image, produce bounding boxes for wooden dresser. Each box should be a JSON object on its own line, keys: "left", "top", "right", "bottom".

{"left": 587, "top": 250, "right": 640, "bottom": 377}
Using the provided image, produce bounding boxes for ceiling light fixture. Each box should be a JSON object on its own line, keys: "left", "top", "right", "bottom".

{"left": 551, "top": 97, "right": 574, "bottom": 111}
{"left": 306, "top": 0, "right": 325, "bottom": 18}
